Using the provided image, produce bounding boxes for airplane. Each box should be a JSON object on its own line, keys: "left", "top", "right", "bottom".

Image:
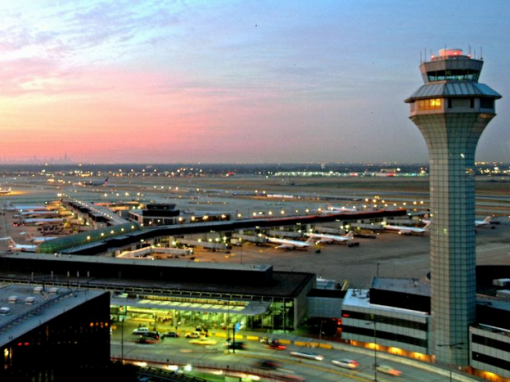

{"left": 20, "top": 218, "right": 64, "bottom": 226}
{"left": 266, "top": 237, "right": 315, "bottom": 250}
{"left": 476, "top": 216, "right": 492, "bottom": 227}
{"left": 0, "top": 187, "right": 12, "bottom": 195}
{"left": 304, "top": 231, "right": 354, "bottom": 244}
{"left": 16, "top": 211, "right": 59, "bottom": 218}
{"left": 20, "top": 232, "right": 57, "bottom": 244}
{"left": 3, "top": 203, "right": 48, "bottom": 212}
{"left": 383, "top": 222, "right": 430, "bottom": 235}
{"left": 423, "top": 216, "right": 492, "bottom": 228}
{"left": 318, "top": 204, "right": 358, "bottom": 215}
{"left": 77, "top": 177, "right": 109, "bottom": 187}
{"left": 0, "top": 237, "right": 37, "bottom": 252}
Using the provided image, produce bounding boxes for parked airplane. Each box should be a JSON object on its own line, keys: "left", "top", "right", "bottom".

{"left": 422, "top": 217, "right": 492, "bottom": 228}
{"left": 318, "top": 204, "right": 358, "bottom": 215}
{"left": 383, "top": 222, "right": 430, "bottom": 235}
{"left": 267, "top": 237, "right": 315, "bottom": 250}
{"left": 20, "top": 232, "right": 57, "bottom": 244}
{"left": 20, "top": 218, "right": 64, "bottom": 226}
{"left": 16, "top": 211, "right": 59, "bottom": 218}
{"left": 305, "top": 231, "right": 354, "bottom": 244}
{"left": 0, "top": 187, "right": 12, "bottom": 195}
{"left": 476, "top": 216, "right": 492, "bottom": 227}
{"left": 3, "top": 203, "right": 48, "bottom": 212}
{"left": 77, "top": 177, "right": 109, "bottom": 187}
{"left": 0, "top": 237, "right": 37, "bottom": 252}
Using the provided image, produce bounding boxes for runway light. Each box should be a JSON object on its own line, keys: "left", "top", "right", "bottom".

{"left": 184, "top": 364, "right": 192, "bottom": 372}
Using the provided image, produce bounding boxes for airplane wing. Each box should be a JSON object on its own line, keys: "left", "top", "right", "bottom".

{"left": 275, "top": 243, "right": 294, "bottom": 249}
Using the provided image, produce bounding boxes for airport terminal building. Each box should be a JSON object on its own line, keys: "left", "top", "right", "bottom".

{"left": 0, "top": 253, "right": 315, "bottom": 333}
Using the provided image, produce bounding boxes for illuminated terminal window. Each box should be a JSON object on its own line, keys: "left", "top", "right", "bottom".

{"left": 417, "top": 98, "right": 442, "bottom": 111}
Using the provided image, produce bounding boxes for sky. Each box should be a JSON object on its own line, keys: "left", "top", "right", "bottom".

{"left": 0, "top": 0, "right": 509, "bottom": 164}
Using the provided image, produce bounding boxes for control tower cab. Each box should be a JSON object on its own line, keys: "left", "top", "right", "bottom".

{"left": 406, "top": 48, "right": 500, "bottom": 116}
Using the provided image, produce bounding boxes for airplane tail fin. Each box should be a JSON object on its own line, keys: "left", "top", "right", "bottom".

{"left": 483, "top": 216, "right": 492, "bottom": 223}
{"left": 104, "top": 177, "right": 109, "bottom": 185}
{"left": 346, "top": 231, "right": 354, "bottom": 238}
{"left": 305, "top": 237, "right": 315, "bottom": 244}
{"left": 423, "top": 222, "right": 431, "bottom": 231}
{"left": 0, "top": 237, "right": 16, "bottom": 247}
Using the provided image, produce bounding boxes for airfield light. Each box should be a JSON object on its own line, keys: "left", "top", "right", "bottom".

{"left": 87, "top": 236, "right": 91, "bottom": 240}
{"left": 198, "top": 238, "right": 202, "bottom": 243}
{"left": 208, "top": 238, "right": 212, "bottom": 242}
{"left": 252, "top": 212, "right": 257, "bottom": 217}
{"left": 203, "top": 215, "right": 209, "bottom": 220}
{"left": 100, "top": 233, "right": 104, "bottom": 237}
{"left": 268, "top": 211, "right": 273, "bottom": 216}
{"left": 281, "top": 210, "right": 285, "bottom": 215}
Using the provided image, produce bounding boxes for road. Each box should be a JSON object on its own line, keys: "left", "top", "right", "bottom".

{"left": 111, "top": 326, "right": 464, "bottom": 381}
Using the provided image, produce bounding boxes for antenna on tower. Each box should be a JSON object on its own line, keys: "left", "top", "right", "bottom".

{"left": 480, "top": 46, "right": 483, "bottom": 60}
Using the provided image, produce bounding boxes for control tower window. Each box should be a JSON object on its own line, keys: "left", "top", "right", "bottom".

{"left": 428, "top": 70, "right": 480, "bottom": 82}
{"left": 418, "top": 99, "right": 442, "bottom": 111}
{"left": 480, "top": 98, "right": 494, "bottom": 109}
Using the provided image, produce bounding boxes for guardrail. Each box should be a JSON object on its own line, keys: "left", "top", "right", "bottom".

{"left": 113, "top": 357, "right": 305, "bottom": 382}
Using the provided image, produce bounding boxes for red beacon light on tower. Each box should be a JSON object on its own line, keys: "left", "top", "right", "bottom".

{"left": 439, "top": 48, "right": 463, "bottom": 58}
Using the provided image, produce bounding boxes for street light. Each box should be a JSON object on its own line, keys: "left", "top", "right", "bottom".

{"left": 437, "top": 342, "right": 464, "bottom": 382}
{"left": 366, "top": 317, "right": 378, "bottom": 381}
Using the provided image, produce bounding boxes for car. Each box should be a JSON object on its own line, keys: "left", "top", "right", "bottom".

{"left": 184, "top": 331, "right": 202, "bottom": 338}
{"left": 332, "top": 359, "right": 359, "bottom": 369}
{"left": 162, "top": 331, "right": 179, "bottom": 338}
{"left": 255, "top": 360, "right": 282, "bottom": 370}
{"left": 259, "top": 337, "right": 277, "bottom": 344}
{"left": 267, "top": 341, "right": 286, "bottom": 350}
{"left": 132, "top": 327, "right": 149, "bottom": 335}
{"left": 225, "top": 340, "right": 246, "bottom": 350}
{"left": 376, "top": 364, "right": 402, "bottom": 376}
{"left": 137, "top": 331, "right": 161, "bottom": 343}
{"left": 189, "top": 338, "right": 217, "bottom": 346}
{"left": 289, "top": 351, "right": 324, "bottom": 361}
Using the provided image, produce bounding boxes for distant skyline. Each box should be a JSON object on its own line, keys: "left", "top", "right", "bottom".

{"left": 0, "top": 0, "right": 509, "bottom": 164}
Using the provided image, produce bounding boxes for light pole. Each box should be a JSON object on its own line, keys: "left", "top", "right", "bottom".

{"left": 366, "top": 317, "right": 378, "bottom": 381}
{"left": 437, "top": 342, "right": 464, "bottom": 382}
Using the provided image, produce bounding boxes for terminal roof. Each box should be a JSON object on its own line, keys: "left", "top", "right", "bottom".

{"left": 0, "top": 284, "right": 106, "bottom": 347}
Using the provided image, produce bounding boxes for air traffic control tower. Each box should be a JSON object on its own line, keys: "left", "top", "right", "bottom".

{"left": 405, "top": 48, "right": 501, "bottom": 366}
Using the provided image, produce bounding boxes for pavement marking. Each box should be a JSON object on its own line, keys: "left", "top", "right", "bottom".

{"left": 238, "top": 353, "right": 373, "bottom": 382}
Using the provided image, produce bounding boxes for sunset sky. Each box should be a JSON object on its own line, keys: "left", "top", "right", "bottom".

{"left": 1, "top": 0, "right": 509, "bottom": 164}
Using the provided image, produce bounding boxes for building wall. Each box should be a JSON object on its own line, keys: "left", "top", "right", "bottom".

{"left": 0, "top": 291, "right": 110, "bottom": 382}
{"left": 342, "top": 301, "right": 430, "bottom": 354}
{"left": 471, "top": 327, "right": 510, "bottom": 379}
{"left": 307, "top": 296, "right": 343, "bottom": 318}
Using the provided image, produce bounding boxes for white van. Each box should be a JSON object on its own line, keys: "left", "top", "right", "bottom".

{"left": 132, "top": 327, "right": 149, "bottom": 335}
